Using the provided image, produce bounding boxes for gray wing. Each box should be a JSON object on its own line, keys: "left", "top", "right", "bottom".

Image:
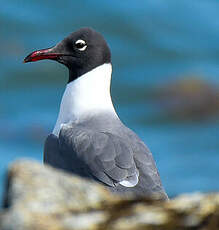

{"left": 44, "top": 126, "right": 138, "bottom": 187}
{"left": 44, "top": 134, "right": 61, "bottom": 168}
{"left": 123, "top": 129, "right": 168, "bottom": 199}
{"left": 44, "top": 125, "right": 168, "bottom": 199}
{"left": 134, "top": 140, "right": 167, "bottom": 198}
{"left": 56, "top": 126, "right": 139, "bottom": 187}
{"left": 44, "top": 133, "right": 90, "bottom": 178}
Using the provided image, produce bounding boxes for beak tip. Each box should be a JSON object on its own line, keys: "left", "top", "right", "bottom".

{"left": 23, "top": 54, "right": 32, "bottom": 63}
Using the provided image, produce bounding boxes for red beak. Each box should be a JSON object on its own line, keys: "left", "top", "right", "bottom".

{"left": 23, "top": 47, "right": 61, "bottom": 63}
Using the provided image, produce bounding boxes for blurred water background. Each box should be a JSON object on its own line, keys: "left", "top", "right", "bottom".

{"left": 1, "top": 0, "right": 219, "bottom": 198}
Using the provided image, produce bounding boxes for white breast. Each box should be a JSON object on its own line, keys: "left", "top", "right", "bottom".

{"left": 53, "top": 63, "right": 117, "bottom": 136}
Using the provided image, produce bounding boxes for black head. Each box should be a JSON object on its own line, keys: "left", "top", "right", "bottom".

{"left": 24, "top": 27, "right": 111, "bottom": 82}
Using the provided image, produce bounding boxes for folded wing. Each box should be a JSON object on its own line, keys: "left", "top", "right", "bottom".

{"left": 56, "top": 126, "right": 139, "bottom": 187}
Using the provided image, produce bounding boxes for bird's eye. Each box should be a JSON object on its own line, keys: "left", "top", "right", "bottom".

{"left": 75, "top": 39, "right": 87, "bottom": 51}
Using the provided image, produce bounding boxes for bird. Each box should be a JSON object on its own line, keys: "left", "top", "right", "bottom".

{"left": 24, "top": 27, "right": 168, "bottom": 200}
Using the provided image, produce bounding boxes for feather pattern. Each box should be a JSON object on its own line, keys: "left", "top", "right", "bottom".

{"left": 44, "top": 114, "right": 168, "bottom": 200}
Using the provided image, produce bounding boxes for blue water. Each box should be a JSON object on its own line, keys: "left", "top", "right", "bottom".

{"left": 1, "top": 0, "right": 219, "bottom": 198}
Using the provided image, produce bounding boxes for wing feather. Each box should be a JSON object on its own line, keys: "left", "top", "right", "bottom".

{"left": 58, "top": 126, "right": 138, "bottom": 186}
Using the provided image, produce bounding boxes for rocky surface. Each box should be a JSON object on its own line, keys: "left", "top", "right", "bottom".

{"left": 156, "top": 78, "right": 219, "bottom": 121}
{"left": 1, "top": 160, "right": 219, "bottom": 230}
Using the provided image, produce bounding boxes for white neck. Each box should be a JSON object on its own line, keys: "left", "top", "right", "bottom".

{"left": 53, "top": 63, "right": 117, "bottom": 136}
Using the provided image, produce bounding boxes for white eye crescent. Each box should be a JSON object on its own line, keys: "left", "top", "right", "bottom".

{"left": 75, "top": 39, "right": 87, "bottom": 51}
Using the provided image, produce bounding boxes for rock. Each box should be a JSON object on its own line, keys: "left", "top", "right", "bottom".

{"left": 1, "top": 160, "right": 219, "bottom": 230}
{"left": 156, "top": 78, "right": 219, "bottom": 121}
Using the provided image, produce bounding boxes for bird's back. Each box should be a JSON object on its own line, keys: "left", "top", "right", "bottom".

{"left": 44, "top": 114, "right": 168, "bottom": 200}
